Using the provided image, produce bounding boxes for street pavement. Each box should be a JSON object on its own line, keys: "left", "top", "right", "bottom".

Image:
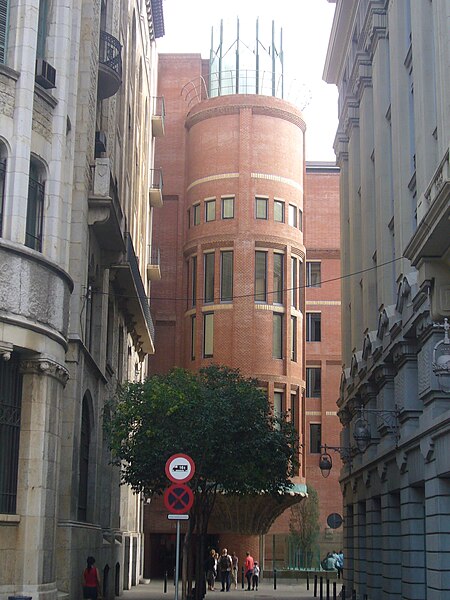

{"left": 121, "top": 577, "right": 342, "bottom": 600}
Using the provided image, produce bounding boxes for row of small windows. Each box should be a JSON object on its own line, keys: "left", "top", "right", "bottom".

{"left": 188, "top": 195, "right": 303, "bottom": 230}
{"left": 188, "top": 250, "right": 305, "bottom": 308}
{"left": 190, "top": 311, "right": 299, "bottom": 362}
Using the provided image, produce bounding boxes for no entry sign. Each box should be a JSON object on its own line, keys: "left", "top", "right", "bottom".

{"left": 165, "top": 453, "right": 195, "bottom": 483}
{"left": 163, "top": 483, "right": 194, "bottom": 514}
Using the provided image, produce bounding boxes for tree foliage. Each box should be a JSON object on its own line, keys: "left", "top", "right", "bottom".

{"left": 289, "top": 484, "right": 320, "bottom": 568}
{"left": 106, "top": 364, "right": 299, "bottom": 497}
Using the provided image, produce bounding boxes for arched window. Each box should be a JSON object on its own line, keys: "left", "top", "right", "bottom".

{"left": 25, "top": 158, "right": 46, "bottom": 251}
{"left": 78, "top": 393, "right": 92, "bottom": 521}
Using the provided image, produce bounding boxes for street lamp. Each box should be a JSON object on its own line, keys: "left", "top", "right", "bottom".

{"left": 319, "top": 444, "right": 352, "bottom": 478}
{"left": 353, "top": 404, "right": 400, "bottom": 452}
{"left": 432, "top": 318, "right": 450, "bottom": 393}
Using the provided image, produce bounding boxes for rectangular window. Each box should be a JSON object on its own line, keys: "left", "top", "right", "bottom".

{"left": 273, "top": 253, "right": 283, "bottom": 304}
{"left": 273, "top": 312, "right": 283, "bottom": 359}
{"left": 220, "top": 250, "right": 233, "bottom": 302}
{"left": 187, "top": 208, "right": 191, "bottom": 229}
{"left": 191, "top": 315, "right": 196, "bottom": 360}
{"left": 298, "top": 208, "right": 303, "bottom": 231}
{"left": 306, "top": 367, "right": 321, "bottom": 397}
{"left": 274, "top": 390, "right": 283, "bottom": 420}
{"left": 204, "top": 253, "right": 215, "bottom": 303}
{"left": 205, "top": 199, "right": 216, "bottom": 222}
{"left": 255, "top": 197, "right": 268, "bottom": 219}
{"left": 306, "top": 313, "right": 321, "bottom": 341}
{"left": 310, "top": 423, "right": 322, "bottom": 454}
{"left": 203, "top": 312, "right": 214, "bottom": 358}
{"left": 291, "top": 256, "right": 298, "bottom": 309}
{"left": 222, "top": 196, "right": 234, "bottom": 219}
{"left": 25, "top": 173, "right": 45, "bottom": 252}
{"left": 0, "top": 354, "right": 23, "bottom": 514}
{"left": 0, "top": 159, "right": 5, "bottom": 236}
{"left": 291, "top": 391, "right": 298, "bottom": 429}
{"left": 288, "top": 204, "right": 297, "bottom": 227}
{"left": 191, "top": 256, "right": 197, "bottom": 307}
{"left": 193, "top": 203, "right": 200, "bottom": 225}
{"left": 274, "top": 200, "right": 285, "bottom": 223}
{"left": 37, "top": 0, "right": 49, "bottom": 59}
{"left": 0, "top": 0, "right": 10, "bottom": 64}
{"left": 255, "top": 251, "right": 267, "bottom": 302}
{"left": 291, "top": 315, "right": 297, "bottom": 361}
{"left": 306, "top": 262, "right": 321, "bottom": 288}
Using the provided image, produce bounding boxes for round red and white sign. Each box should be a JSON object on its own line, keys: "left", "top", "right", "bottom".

{"left": 165, "top": 453, "right": 195, "bottom": 483}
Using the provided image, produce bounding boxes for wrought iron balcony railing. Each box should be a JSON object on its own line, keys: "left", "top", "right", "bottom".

{"left": 98, "top": 30, "right": 122, "bottom": 100}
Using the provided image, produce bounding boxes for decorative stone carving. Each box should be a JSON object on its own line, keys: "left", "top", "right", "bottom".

{"left": 20, "top": 357, "right": 70, "bottom": 386}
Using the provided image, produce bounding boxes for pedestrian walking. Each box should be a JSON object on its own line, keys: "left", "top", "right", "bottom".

{"left": 244, "top": 551, "right": 254, "bottom": 591}
{"left": 219, "top": 548, "right": 233, "bottom": 592}
{"left": 251, "top": 561, "right": 260, "bottom": 590}
{"left": 205, "top": 548, "right": 217, "bottom": 591}
{"left": 231, "top": 552, "right": 239, "bottom": 589}
{"left": 82, "top": 556, "right": 101, "bottom": 599}
{"left": 335, "top": 550, "right": 344, "bottom": 579}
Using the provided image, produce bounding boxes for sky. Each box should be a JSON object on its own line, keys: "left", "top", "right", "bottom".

{"left": 157, "top": 0, "right": 339, "bottom": 161}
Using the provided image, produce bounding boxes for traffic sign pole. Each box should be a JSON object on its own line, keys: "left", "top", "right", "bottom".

{"left": 175, "top": 519, "right": 180, "bottom": 600}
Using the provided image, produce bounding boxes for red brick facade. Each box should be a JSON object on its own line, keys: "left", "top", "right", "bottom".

{"left": 145, "top": 54, "right": 342, "bottom": 576}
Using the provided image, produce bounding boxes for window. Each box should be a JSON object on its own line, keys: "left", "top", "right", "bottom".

{"left": 255, "top": 197, "right": 268, "bottom": 219}
{"left": 288, "top": 204, "right": 297, "bottom": 227}
{"left": 191, "top": 256, "right": 197, "bottom": 307}
{"left": 0, "top": 0, "right": 10, "bottom": 64}
{"left": 203, "top": 312, "right": 214, "bottom": 357}
{"left": 187, "top": 208, "right": 191, "bottom": 229}
{"left": 220, "top": 250, "right": 233, "bottom": 302}
{"left": 274, "top": 200, "right": 285, "bottom": 223}
{"left": 291, "top": 391, "right": 298, "bottom": 430}
{"left": 0, "top": 156, "right": 5, "bottom": 236}
{"left": 291, "top": 256, "right": 298, "bottom": 309}
{"left": 255, "top": 251, "right": 267, "bottom": 302}
{"left": 310, "top": 423, "right": 322, "bottom": 454}
{"left": 291, "top": 315, "right": 297, "bottom": 361}
{"left": 25, "top": 162, "right": 45, "bottom": 251}
{"left": 306, "top": 367, "right": 321, "bottom": 397}
{"left": 306, "top": 313, "right": 321, "bottom": 341}
{"left": 273, "top": 253, "right": 283, "bottom": 304}
{"left": 204, "top": 253, "right": 215, "bottom": 303}
{"left": 205, "top": 199, "right": 216, "bottom": 222}
{"left": 222, "top": 196, "right": 234, "bottom": 219}
{"left": 193, "top": 203, "right": 200, "bottom": 226}
{"left": 306, "top": 262, "right": 321, "bottom": 288}
{"left": 78, "top": 394, "right": 91, "bottom": 521}
{"left": 37, "top": 0, "right": 49, "bottom": 59}
{"left": 0, "top": 354, "right": 23, "bottom": 514}
{"left": 106, "top": 299, "right": 114, "bottom": 367}
{"left": 191, "top": 315, "right": 196, "bottom": 360}
{"left": 273, "top": 313, "right": 283, "bottom": 359}
{"left": 274, "top": 391, "right": 283, "bottom": 420}
{"left": 298, "top": 208, "right": 303, "bottom": 231}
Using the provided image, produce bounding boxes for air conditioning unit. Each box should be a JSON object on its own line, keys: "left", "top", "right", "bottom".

{"left": 35, "top": 59, "right": 56, "bottom": 89}
{"left": 95, "top": 131, "right": 107, "bottom": 157}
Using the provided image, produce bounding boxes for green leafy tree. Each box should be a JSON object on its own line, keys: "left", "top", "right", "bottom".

{"left": 106, "top": 365, "right": 299, "bottom": 598}
{"left": 289, "top": 484, "right": 320, "bottom": 569}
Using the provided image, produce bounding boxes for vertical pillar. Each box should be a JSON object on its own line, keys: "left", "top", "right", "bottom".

{"left": 425, "top": 477, "right": 450, "bottom": 599}
{"left": 400, "top": 485, "right": 426, "bottom": 599}
{"left": 16, "top": 357, "right": 69, "bottom": 599}
{"left": 353, "top": 500, "right": 367, "bottom": 595}
{"left": 380, "top": 490, "right": 402, "bottom": 598}
{"left": 366, "top": 496, "right": 382, "bottom": 598}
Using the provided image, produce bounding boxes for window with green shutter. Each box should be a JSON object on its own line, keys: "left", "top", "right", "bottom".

{"left": 0, "top": 0, "right": 10, "bottom": 64}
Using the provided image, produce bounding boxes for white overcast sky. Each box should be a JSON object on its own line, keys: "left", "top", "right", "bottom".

{"left": 157, "top": 0, "right": 339, "bottom": 161}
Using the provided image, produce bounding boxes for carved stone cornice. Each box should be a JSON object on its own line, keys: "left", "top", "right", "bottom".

{"left": 391, "top": 340, "right": 417, "bottom": 368}
{"left": 373, "top": 363, "right": 395, "bottom": 387}
{"left": 20, "top": 357, "right": 69, "bottom": 386}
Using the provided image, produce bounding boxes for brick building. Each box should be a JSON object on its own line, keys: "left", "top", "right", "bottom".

{"left": 145, "top": 48, "right": 308, "bottom": 577}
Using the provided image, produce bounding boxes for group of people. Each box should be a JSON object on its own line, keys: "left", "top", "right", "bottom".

{"left": 205, "top": 549, "right": 260, "bottom": 592}
{"left": 321, "top": 550, "right": 344, "bottom": 578}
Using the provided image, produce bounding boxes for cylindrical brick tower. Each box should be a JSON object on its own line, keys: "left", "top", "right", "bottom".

{"left": 146, "top": 49, "right": 307, "bottom": 577}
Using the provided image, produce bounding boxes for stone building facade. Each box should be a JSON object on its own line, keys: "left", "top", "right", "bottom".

{"left": 324, "top": 1, "right": 450, "bottom": 598}
{"left": 0, "top": 0, "right": 164, "bottom": 598}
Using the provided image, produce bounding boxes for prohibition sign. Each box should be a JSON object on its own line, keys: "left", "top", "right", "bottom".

{"left": 165, "top": 453, "right": 195, "bottom": 483}
{"left": 163, "top": 483, "right": 194, "bottom": 514}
